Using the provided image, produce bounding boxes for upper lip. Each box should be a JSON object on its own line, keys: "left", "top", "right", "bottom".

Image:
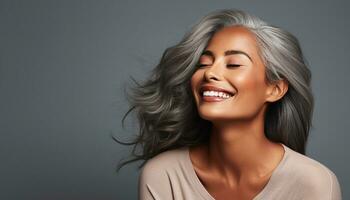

{"left": 200, "top": 84, "right": 235, "bottom": 96}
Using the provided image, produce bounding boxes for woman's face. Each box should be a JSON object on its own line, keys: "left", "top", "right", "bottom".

{"left": 191, "top": 26, "right": 276, "bottom": 122}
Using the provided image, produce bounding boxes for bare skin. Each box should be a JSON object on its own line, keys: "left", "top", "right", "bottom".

{"left": 190, "top": 26, "right": 289, "bottom": 200}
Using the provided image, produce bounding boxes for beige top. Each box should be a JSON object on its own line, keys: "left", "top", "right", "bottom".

{"left": 138, "top": 143, "right": 342, "bottom": 200}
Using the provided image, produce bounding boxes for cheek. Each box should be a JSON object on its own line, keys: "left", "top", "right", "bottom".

{"left": 190, "top": 71, "right": 204, "bottom": 104}
{"left": 190, "top": 71, "right": 202, "bottom": 90}
{"left": 234, "top": 71, "right": 266, "bottom": 95}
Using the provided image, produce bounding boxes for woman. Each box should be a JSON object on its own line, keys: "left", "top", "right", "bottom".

{"left": 115, "top": 9, "right": 342, "bottom": 200}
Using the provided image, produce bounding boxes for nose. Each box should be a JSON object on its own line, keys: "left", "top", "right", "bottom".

{"left": 203, "top": 61, "right": 224, "bottom": 81}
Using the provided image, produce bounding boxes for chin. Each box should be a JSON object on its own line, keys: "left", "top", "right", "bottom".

{"left": 198, "top": 109, "right": 235, "bottom": 121}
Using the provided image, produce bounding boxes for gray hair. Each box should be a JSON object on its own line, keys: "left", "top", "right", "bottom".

{"left": 114, "top": 8, "right": 314, "bottom": 172}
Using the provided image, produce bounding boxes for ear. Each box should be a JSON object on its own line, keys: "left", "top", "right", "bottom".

{"left": 266, "top": 79, "right": 289, "bottom": 103}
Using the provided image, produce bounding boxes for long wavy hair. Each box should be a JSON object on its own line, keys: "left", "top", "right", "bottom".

{"left": 114, "top": 8, "right": 314, "bottom": 172}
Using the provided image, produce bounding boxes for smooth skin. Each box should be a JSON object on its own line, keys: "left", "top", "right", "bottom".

{"left": 190, "top": 26, "right": 289, "bottom": 200}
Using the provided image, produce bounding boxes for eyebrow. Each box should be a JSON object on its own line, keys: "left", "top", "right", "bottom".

{"left": 201, "top": 49, "right": 253, "bottom": 62}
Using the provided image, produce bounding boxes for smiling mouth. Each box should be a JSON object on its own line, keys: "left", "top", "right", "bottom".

{"left": 200, "top": 90, "right": 236, "bottom": 101}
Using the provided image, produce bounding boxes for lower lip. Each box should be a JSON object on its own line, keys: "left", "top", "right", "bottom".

{"left": 201, "top": 95, "right": 233, "bottom": 102}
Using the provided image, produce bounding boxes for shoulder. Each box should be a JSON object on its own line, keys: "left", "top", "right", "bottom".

{"left": 284, "top": 147, "right": 342, "bottom": 200}
{"left": 138, "top": 147, "right": 188, "bottom": 200}
{"left": 140, "top": 147, "right": 187, "bottom": 177}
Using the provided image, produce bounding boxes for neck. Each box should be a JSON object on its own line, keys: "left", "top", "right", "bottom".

{"left": 204, "top": 109, "right": 283, "bottom": 185}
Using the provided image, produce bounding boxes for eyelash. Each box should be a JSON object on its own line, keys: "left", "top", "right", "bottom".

{"left": 197, "top": 64, "right": 241, "bottom": 68}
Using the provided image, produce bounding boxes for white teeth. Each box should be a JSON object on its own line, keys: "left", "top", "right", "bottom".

{"left": 202, "top": 90, "right": 234, "bottom": 99}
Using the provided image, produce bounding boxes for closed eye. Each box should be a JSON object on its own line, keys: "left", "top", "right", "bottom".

{"left": 197, "top": 64, "right": 209, "bottom": 68}
{"left": 196, "top": 64, "right": 241, "bottom": 68}
{"left": 227, "top": 64, "right": 241, "bottom": 67}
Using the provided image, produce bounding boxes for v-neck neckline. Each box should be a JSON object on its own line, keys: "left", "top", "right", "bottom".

{"left": 184, "top": 143, "right": 289, "bottom": 200}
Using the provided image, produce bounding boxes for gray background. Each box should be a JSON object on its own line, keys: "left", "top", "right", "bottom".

{"left": 0, "top": 0, "right": 349, "bottom": 199}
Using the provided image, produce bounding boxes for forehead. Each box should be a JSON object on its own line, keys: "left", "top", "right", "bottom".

{"left": 205, "top": 26, "right": 259, "bottom": 57}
